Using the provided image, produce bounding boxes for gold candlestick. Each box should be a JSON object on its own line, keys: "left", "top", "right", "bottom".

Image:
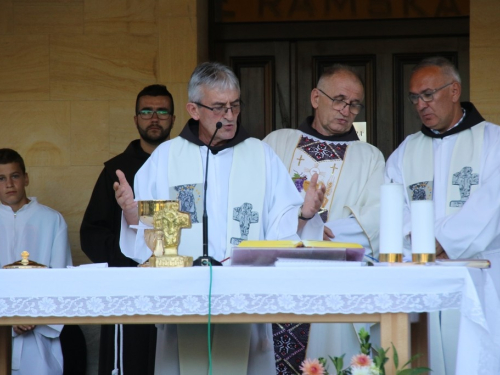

{"left": 379, "top": 253, "right": 403, "bottom": 263}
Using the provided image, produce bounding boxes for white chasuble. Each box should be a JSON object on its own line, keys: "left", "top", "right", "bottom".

{"left": 386, "top": 105, "right": 500, "bottom": 375}
{"left": 402, "top": 122, "right": 484, "bottom": 215}
{"left": 264, "top": 128, "right": 385, "bottom": 256}
{"left": 160, "top": 137, "right": 266, "bottom": 375}
{"left": 120, "top": 133, "right": 303, "bottom": 375}
{"left": 167, "top": 136, "right": 265, "bottom": 261}
{"left": 264, "top": 127, "right": 385, "bottom": 369}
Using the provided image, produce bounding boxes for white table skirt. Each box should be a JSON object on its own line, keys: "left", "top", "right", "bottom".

{"left": 1, "top": 266, "right": 499, "bottom": 374}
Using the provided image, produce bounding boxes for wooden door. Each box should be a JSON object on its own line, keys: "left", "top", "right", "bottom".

{"left": 214, "top": 21, "right": 469, "bottom": 158}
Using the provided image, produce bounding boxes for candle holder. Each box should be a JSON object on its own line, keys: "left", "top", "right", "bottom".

{"left": 412, "top": 253, "right": 436, "bottom": 264}
{"left": 379, "top": 253, "right": 403, "bottom": 263}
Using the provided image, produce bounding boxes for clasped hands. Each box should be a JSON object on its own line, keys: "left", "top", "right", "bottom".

{"left": 13, "top": 325, "right": 35, "bottom": 335}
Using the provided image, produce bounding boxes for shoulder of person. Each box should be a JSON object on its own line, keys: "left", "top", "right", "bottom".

{"left": 263, "top": 128, "right": 300, "bottom": 142}
{"left": 30, "top": 200, "right": 67, "bottom": 223}
{"left": 104, "top": 140, "right": 144, "bottom": 169}
{"left": 396, "top": 131, "right": 422, "bottom": 149}
{"left": 348, "top": 141, "right": 385, "bottom": 158}
{"left": 483, "top": 121, "right": 500, "bottom": 134}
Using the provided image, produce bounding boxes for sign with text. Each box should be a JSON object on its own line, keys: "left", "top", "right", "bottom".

{"left": 216, "top": 0, "right": 469, "bottom": 23}
{"left": 353, "top": 122, "right": 367, "bottom": 142}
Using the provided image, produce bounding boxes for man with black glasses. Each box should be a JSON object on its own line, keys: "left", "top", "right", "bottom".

{"left": 264, "top": 64, "right": 385, "bottom": 374}
{"left": 80, "top": 84, "right": 175, "bottom": 375}
{"left": 385, "top": 56, "right": 500, "bottom": 375}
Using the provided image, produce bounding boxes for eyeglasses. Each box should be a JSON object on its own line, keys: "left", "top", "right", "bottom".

{"left": 137, "top": 109, "right": 172, "bottom": 120}
{"left": 317, "top": 88, "right": 364, "bottom": 115}
{"left": 408, "top": 82, "right": 454, "bottom": 105}
{"left": 195, "top": 102, "right": 241, "bottom": 116}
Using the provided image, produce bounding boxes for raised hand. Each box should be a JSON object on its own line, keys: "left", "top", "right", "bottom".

{"left": 114, "top": 170, "right": 139, "bottom": 225}
{"left": 301, "top": 173, "right": 326, "bottom": 220}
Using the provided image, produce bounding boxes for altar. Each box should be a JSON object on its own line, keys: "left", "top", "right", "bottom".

{"left": 0, "top": 265, "right": 499, "bottom": 375}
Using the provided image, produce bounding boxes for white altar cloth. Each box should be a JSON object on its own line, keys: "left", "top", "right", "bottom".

{"left": 0, "top": 266, "right": 499, "bottom": 374}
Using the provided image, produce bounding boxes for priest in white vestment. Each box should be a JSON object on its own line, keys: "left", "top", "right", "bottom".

{"left": 264, "top": 65, "right": 385, "bottom": 372}
{"left": 386, "top": 56, "right": 500, "bottom": 375}
{"left": 117, "top": 62, "right": 324, "bottom": 375}
{"left": 0, "top": 148, "right": 72, "bottom": 375}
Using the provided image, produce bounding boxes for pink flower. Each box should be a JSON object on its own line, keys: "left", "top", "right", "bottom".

{"left": 350, "top": 353, "right": 373, "bottom": 367}
{"left": 300, "top": 358, "right": 326, "bottom": 375}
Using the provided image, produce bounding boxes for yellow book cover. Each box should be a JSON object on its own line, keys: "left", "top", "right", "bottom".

{"left": 302, "top": 241, "right": 363, "bottom": 248}
{"left": 237, "top": 240, "right": 303, "bottom": 248}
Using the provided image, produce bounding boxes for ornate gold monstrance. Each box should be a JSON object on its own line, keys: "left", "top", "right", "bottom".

{"left": 138, "top": 200, "right": 193, "bottom": 267}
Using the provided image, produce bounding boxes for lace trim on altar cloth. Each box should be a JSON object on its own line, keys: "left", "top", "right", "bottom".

{"left": 0, "top": 292, "right": 462, "bottom": 317}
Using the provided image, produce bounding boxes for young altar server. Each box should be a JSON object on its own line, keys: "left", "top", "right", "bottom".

{"left": 0, "top": 148, "right": 72, "bottom": 375}
{"left": 116, "top": 62, "right": 325, "bottom": 375}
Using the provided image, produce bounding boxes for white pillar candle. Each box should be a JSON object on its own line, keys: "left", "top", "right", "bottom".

{"left": 410, "top": 200, "right": 435, "bottom": 254}
{"left": 379, "top": 183, "right": 404, "bottom": 254}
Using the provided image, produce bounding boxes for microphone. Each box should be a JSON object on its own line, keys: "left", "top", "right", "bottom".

{"left": 193, "top": 121, "right": 223, "bottom": 267}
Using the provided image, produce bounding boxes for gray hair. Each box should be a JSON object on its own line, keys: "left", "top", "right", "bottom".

{"left": 188, "top": 62, "right": 240, "bottom": 103}
{"left": 411, "top": 56, "right": 461, "bottom": 83}
{"left": 317, "top": 64, "right": 364, "bottom": 90}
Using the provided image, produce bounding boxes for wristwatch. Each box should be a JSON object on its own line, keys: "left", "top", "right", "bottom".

{"left": 298, "top": 206, "right": 314, "bottom": 221}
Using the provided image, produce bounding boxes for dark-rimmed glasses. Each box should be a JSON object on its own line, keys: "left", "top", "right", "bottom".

{"left": 137, "top": 109, "right": 172, "bottom": 120}
{"left": 195, "top": 102, "right": 241, "bottom": 116}
{"left": 317, "top": 88, "right": 364, "bottom": 115}
{"left": 408, "top": 82, "right": 454, "bottom": 105}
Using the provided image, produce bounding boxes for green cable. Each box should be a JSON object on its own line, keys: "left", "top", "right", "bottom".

{"left": 207, "top": 260, "right": 213, "bottom": 375}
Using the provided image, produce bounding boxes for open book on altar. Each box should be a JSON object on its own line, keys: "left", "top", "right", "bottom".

{"left": 230, "top": 240, "right": 365, "bottom": 266}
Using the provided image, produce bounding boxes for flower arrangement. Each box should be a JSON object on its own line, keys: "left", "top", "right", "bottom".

{"left": 300, "top": 328, "right": 431, "bottom": 375}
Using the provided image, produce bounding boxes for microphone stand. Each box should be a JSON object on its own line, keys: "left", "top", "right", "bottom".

{"left": 193, "top": 122, "right": 223, "bottom": 267}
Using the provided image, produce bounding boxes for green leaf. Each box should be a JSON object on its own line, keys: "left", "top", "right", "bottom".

{"left": 359, "top": 327, "right": 370, "bottom": 341}
{"left": 396, "top": 368, "right": 432, "bottom": 375}
{"left": 392, "top": 343, "right": 399, "bottom": 369}
{"left": 401, "top": 354, "right": 421, "bottom": 369}
{"left": 396, "top": 369, "right": 415, "bottom": 375}
{"left": 409, "top": 368, "right": 432, "bottom": 374}
{"left": 329, "top": 354, "right": 345, "bottom": 372}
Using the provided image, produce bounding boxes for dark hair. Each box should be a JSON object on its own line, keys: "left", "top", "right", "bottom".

{"left": 135, "top": 84, "right": 175, "bottom": 115}
{"left": 318, "top": 64, "right": 364, "bottom": 89}
{"left": 0, "top": 148, "right": 26, "bottom": 173}
{"left": 411, "top": 56, "right": 461, "bottom": 83}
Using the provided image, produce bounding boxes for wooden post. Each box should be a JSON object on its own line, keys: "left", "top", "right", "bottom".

{"left": 0, "top": 326, "right": 11, "bottom": 375}
{"left": 380, "top": 313, "right": 410, "bottom": 375}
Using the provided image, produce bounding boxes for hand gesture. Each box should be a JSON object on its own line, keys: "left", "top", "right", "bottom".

{"left": 301, "top": 173, "right": 326, "bottom": 220}
{"left": 114, "top": 170, "right": 139, "bottom": 225}
{"left": 323, "top": 226, "right": 335, "bottom": 241}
